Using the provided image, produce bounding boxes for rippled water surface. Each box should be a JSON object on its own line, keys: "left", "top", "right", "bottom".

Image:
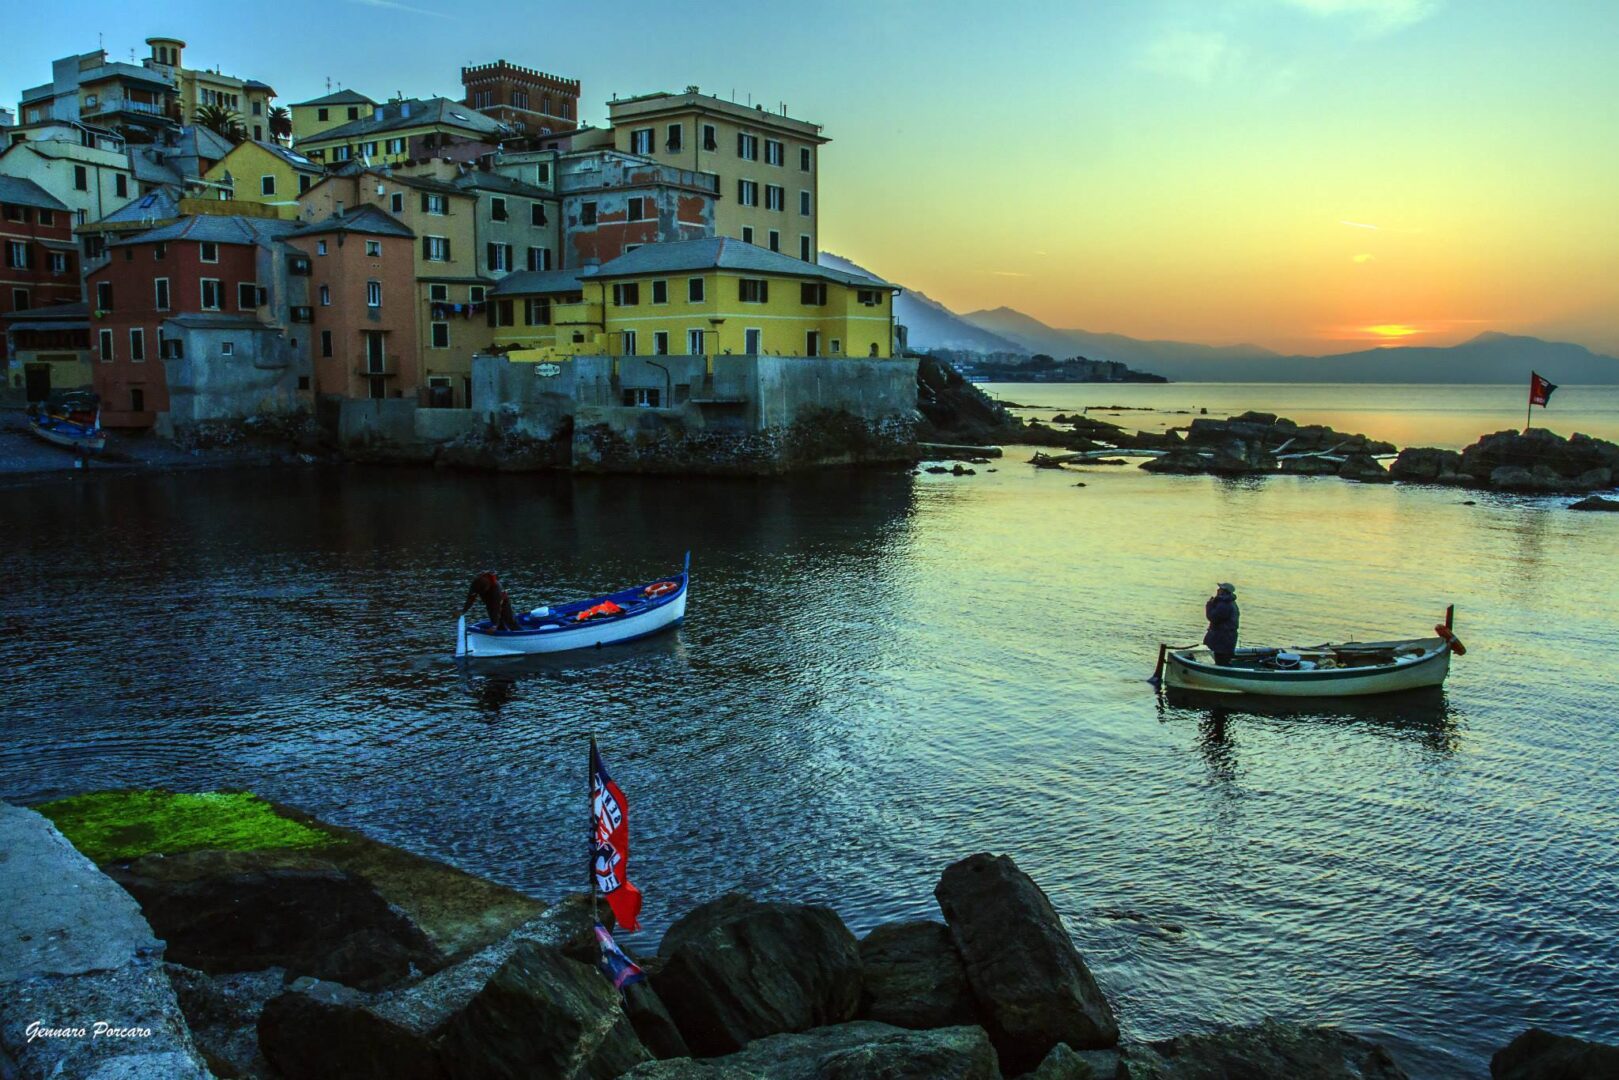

{"left": 4, "top": 390, "right": 1617, "bottom": 1078}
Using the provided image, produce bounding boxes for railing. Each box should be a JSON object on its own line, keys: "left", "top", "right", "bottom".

{"left": 354, "top": 359, "right": 395, "bottom": 376}
{"left": 85, "top": 97, "right": 168, "bottom": 117}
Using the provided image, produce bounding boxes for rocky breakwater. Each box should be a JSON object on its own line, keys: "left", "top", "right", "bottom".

{"left": 1140, "top": 412, "right": 1397, "bottom": 482}
{"left": 1391, "top": 428, "right": 1619, "bottom": 494}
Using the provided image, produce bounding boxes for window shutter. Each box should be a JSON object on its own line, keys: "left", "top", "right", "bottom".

{"left": 760, "top": 280, "right": 768, "bottom": 303}
{"left": 420, "top": 192, "right": 430, "bottom": 212}
{"left": 444, "top": 238, "right": 451, "bottom": 260}
{"left": 487, "top": 242, "right": 496, "bottom": 270}
{"left": 737, "top": 132, "right": 744, "bottom": 156}
{"left": 422, "top": 237, "right": 430, "bottom": 259}
{"left": 486, "top": 302, "right": 496, "bottom": 327}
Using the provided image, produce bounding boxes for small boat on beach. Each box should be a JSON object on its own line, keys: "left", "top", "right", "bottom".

{"left": 1154, "top": 608, "right": 1465, "bottom": 697}
{"left": 455, "top": 555, "right": 690, "bottom": 658}
{"left": 28, "top": 391, "right": 105, "bottom": 454}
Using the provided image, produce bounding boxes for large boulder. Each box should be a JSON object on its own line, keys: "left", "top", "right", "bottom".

{"left": 621, "top": 1021, "right": 1000, "bottom": 1080}
{"left": 1570, "top": 495, "right": 1619, "bottom": 512}
{"left": 166, "top": 963, "right": 289, "bottom": 1078}
{"left": 1490, "top": 1027, "right": 1619, "bottom": 1079}
{"left": 654, "top": 894, "right": 862, "bottom": 1056}
{"left": 107, "top": 848, "right": 443, "bottom": 990}
{"left": 624, "top": 976, "right": 693, "bottom": 1060}
{"left": 1461, "top": 428, "right": 1619, "bottom": 483}
{"left": 1489, "top": 464, "right": 1573, "bottom": 492}
{"left": 1026, "top": 1042, "right": 1107, "bottom": 1079}
{"left": 858, "top": 920, "right": 978, "bottom": 1030}
{"left": 934, "top": 854, "right": 1117, "bottom": 1073}
{"left": 1389, "top": 447, "right": 1467, "bottom": 483}
{"left": 1278, "top": 455, "right": 1340, "bottom": 476}
{"left": 1118, "top": 1020, "right": 1407, "bottom": 1079}
{"left": 1338, "top": 453, "right": 1393, "bottom": 483}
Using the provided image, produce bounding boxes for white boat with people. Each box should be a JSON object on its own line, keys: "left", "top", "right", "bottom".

{"left": 1155, "top": 607, "right": 1466, "bottom": 697}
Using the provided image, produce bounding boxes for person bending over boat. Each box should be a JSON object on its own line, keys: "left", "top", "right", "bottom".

{"left": 461, "top": 570, "right": 519, "bottom": 631}
{"left": 1204, "top": 583, "right": 1239, "bottom": 665}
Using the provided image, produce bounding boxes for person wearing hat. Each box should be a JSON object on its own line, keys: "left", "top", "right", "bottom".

{"left": 1204, "top": 583, "right": 1240, "bottom": 665}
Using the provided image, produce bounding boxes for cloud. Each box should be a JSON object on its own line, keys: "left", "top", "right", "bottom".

{"left": 346, "top": 0, "right": 449, "bottom": 17}
{"left": 1352, "top": 253, "right": 1375, "bottom": 263}
{"left": 1340, "top": 219, "right": 1380, "bottom": 230}
{"left": 990, "top": 271, "right": 1029, "bottom": 278}
{"left": 1138, "top": 30, "right": 1239, "bottom": 84}
{"left": 1279, "top": 0, "right": 1441, "bottom": 33}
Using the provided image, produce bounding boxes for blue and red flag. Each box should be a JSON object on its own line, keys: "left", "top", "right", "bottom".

{"left": 590, "top": 739, "right": 643, "bottom": 931}
{"left": 594, "top": 922, "right": 645, "bottom": 990}
{"left": 1530, "top": 371, "right": 1558, "bottom": 408}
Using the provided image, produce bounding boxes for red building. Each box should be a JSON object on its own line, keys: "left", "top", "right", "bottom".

{"left": 462, "top": 60, "right": 579, "bottom": 136}
{"left": 86, "top": 215, "right": 306, "bottom": 428}
{"left": 1, "top": 176, "right": 81, "bottom": 363}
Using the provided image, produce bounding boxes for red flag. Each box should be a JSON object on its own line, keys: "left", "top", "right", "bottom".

{"left": 1529, "top": 371, "right": 1558, "bottom": 408}
{"left": 590, "top": 740, "right": 643, "bottom": 931}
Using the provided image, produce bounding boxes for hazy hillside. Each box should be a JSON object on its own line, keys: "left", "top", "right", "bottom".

{"left": 963, "top": 307, "right": 1280, "bottom": 369}
{"left": 819, "top": 253, "right": 1026, "bottom": 355}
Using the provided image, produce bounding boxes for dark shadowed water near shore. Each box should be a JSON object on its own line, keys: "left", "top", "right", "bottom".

{"left": 4, "top": 390, "right": 1617, "bottom": 1078}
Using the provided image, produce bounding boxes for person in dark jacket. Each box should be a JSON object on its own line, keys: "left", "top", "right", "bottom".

{"left": 1203, "top": 583, "right": 1239, "bottom": 665}
{"left": 460, "top": 570, "right": 519, "bottom": 631}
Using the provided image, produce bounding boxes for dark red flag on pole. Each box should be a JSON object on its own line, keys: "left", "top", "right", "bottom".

{"left": 590, "top": 738, "right": 643, "bottom": 931}
{"left": 1529, "top": 371, "right": 1558, "bottom": 408}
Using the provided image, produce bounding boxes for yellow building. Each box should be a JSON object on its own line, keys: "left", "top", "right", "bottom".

{"left": 288, "top": 89, "right": 376, "bottom": 147}
{"left": 203, "top": 141, "right": 323, "bottom": 218}
{"left": 492, "top": 237, "right": 896, "bottom": 361}
{"left": 297, "top": 98, "right": 508, "bottom": 168}
{"left": 143, "top": 38, "right": 278, "bottom": 142}
{"left": 606, "top": 90, "right": 826, "bottom": 263}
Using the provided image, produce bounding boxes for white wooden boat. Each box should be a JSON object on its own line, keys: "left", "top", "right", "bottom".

{"left": 455, "top": 556, "right": 689, "bottom": 658}
{"left": 1155, "top": 609, "right": 1465, "bottom": 697}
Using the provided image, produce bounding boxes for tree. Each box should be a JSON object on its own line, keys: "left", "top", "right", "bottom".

{"left": 194, "top": 104, "right": 245, "bottom": 142}
{"left": 268, "top": 106, "right": 292, "bottom": 145}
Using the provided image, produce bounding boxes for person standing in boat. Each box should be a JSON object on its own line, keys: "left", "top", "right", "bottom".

{"left": 461, "top": 570, "right": 520, "bottom": 631}
{"left": 1204, "top": 583, "right": 1239, "bottom": 665}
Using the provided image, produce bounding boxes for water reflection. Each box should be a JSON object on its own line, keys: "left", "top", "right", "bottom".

{"left": 1162, "top": 686, "right": 1463, "bottom": 757}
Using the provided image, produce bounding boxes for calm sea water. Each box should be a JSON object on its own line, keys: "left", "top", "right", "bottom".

{"left": 3, "top": 384, "right": 1616, "bottom": 1078}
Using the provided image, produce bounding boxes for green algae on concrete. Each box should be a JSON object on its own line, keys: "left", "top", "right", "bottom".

{"left": 35, "top": 790, "right": 339, "bottom": 864}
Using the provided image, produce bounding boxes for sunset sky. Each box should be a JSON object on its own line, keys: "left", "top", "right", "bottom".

{"left": 11, "top": 1, "right": 1618, "bottom": 355}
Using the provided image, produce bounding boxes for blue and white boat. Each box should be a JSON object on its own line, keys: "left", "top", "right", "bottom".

{"left": 455, "top": 555, "right": 690, "bottom": 658}
{"left": 28, "top": 391, "right": 105, "bottom": 454}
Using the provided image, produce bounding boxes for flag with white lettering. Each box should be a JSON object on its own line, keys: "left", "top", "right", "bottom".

{"left": 1530, "top": 371, "right": 1558, "bottom": 408}
{"left": 591, "top": 740, "right": 643, "bottom": 931}
{"left": 594, "top": 922, "right": 645, "bottom": 990}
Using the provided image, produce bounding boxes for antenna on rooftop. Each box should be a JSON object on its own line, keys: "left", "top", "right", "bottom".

{"left": 326, "top": 76, "right": 333, "bottom": 92}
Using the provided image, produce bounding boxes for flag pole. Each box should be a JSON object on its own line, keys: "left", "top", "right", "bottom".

{"left": 588, "top": 734, "right": 597, "bottom": 907}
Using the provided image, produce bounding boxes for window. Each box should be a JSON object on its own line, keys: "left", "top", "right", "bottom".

{"left": 200, "top": 241, "right": 218, "bottom": 263}
{"left": 320, "top": 330, "right": 332, "bottom": 357}
{"left": 431, "top": 322, "right": 449, "bottom": 348}
{"left": 765, "top": 139, "right": 784, "bottom": 166}
{"left": 129, "top": 328, "right": 145, "bottom": 362}
{"left": 768, "top": 230, "right": 780, "bottom": 252}
{"left": 630, "top": 128, "right": 654, "bottom": 155}
{"left": 738, "top": 180, "right": 758, "bottom": 207}
{"left": 800, "top": 190, "right": 812, "bottom": 216}
{"left": 429, "top": 284, "right": 448, "bottom": 302}
{"left": 39, "top": 209, "right": 55, "bottom": 226}
{"left": 523, "top": 298, "right": 551, "bottom": 325}
{"left": 115, "top": 173, "right": 128, "bottom": 198}
{"left": 99, "top": 329, "right": 113, "bottom": 361}
{"left": 800, "top": 234, "right": 812, "bottom": 262}
{"left": 737, "top": 133, "right": 758, "bottom": 160}
{"left": 238, "top": 282, "right": 263, "bottom": 309}
{"left": 291, "top": 305, "right": 313, "bottom": 322}
{"left": 830, "top": 339, "right": 841, "bottom": 355}
{"left": 317, "top": 239, "right": 328, "bottom": 255}
{"left": 800, "top": 147, "right": 812, "bottom": 171}
{"left": 624, "top": 196, "right": 649, "bottom": 221}
{"left": 651, "top": 279, "right": 668, "bottom": 304}
{"left": 221, "top": 341, "right": 234, "bottom": 356}
{"left": 4, "top": 241, "right": 28, "bottom": 269}
{"left": 486, "top": 243, "right": 511, "bottom": 272}
{"left": 581, "top": 201, "right": 597, "bottom": 225}
{"left": 745, "top": 328, "right": 762, "bottom": 354}
{"left": 131, "top": 388, "right": 144, "bottom": 412}
{"left": 469, "top": 286, "right": 485, "bottom": 303}
{"left": 333, "top": 146, "right": 351, "bottom": 162}
{"left": 527, "top": 246, "right": 552, "bottom": 271}
{"left": 688, "top": 277, "right": 705, "bottom": 303}
{"left": 666, "top": 123, "right": 682, "bottom": 151}
{"left": 298, "top": 375, "right": 310, "bottom": 390}
{"left": 653, "top": 331, "right": 669, "bottom": 355}
{"left": 806, "top": 330, "right": 821, "bottom": 357}
{"left": 613, "top": 282, "right": 640, "bottom": 306}
{"left": 317, "top": 107, "right": 329, "bottom": 121}
{"left": 857, "top": 289, "right": 882, "bottom": 306}
{"left": 74, "top": 165, "right": 88, "bottom": 191}
{"left": 1, "top": 205, "right": 25, "bottom": 224}
{"left": 491, "top": 197, "right": 508, "bottom": 222}
{"left": 741, "top": 226, "right": 754, "bottom": 244}
{"left": 489, "top": 300, "right": 515, "bottom": 327}
{"left": 390, "top": 192, "right": 404, "bottom": 214}
{"left": 801, "top": 282, "right": 827, "bottom": 306}
{"left": 687, "top": 328, "right": 705, "bottom": 355}
{"left": 621, "top": 330, "right": 637, "bottom": 355}
{"left": 201, "top": 279, "right": 222, "bottom": 310}
{"left": 95, "top": 281, "right": 113, "bottom": 310}
{"left": 765, "top": 185, "right": 784, "bottom": 211}
{"left": 423, "top": 193, "right": 448, "bottom": 215}
{"left": 365, "top": 240, "right": 381, "bottom": 256}
{"left": 623, "top": 387, "right": 660, "bottom": 408}
{"left": 702, "top": 124, "right": 718, "bottom": 151}
{"left": 358, "top": 141, "right": 378, "bottom": 157}
{"left": 319, "top": 284, "right": 331, "bottom": 306}
{"left": 423, "top": 236, "right": 450, "bottom": 261}
{"left": 366, "top": 280, "right": 382, "bottom": 307}
{"left": 253, "top": 100, "right": 263, "bottom": 116}
{"left": 535, "top": 162, "right": 551, "bottom": 184}
{"left": 261, "top": 175, "right": 276, "bottom": 196}
{"left": 386, "top": 138, "right": 404, "bottom": 154}
{"left": 49, "top": 251, "right": 68, "bottom": 274}
{"left": 530, "top": 202, "right": 547, "bottom": 226}
{"left": 739, "top": 278, "right": 768, "bottom": 303}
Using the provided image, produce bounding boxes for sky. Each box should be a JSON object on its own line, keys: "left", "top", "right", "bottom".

{"left": 7, "top": 0, "right": 1617, "bottom": 355}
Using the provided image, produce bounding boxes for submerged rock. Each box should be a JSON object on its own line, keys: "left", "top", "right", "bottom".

{"left": 935, "top": 853, "right": 1118, "bottom": 1073}
{"left": 1570, "top": 495, "right": 1619, "bottom": 512}
{"left": 1490, "top": 1027, "right": 1619, "bottom": 1079}
{"left": 1119, "top": 1020, "right": 1407, "bottom": 1079}
{"left": 622, "top": 1021, "right": 999, "bottom": 1080}
{"left": 654, "top": 893, "right": 862, "bottom": 1056}
{"left": 1278, "top": 455, "right": 1341, "bottom": 476}
{"left": 1338, "top": 453, "right": 1393, "bottom": 483}
{"left": 857, "top": 920, "right": 978, "bottom": 1030}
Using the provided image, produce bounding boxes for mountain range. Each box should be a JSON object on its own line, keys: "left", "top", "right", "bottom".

{"left": 821, "top": 252, "right": 1619, "bottom": 384}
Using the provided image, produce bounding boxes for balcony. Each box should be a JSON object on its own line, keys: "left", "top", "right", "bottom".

{"left": 553, "top": 301, "right": 603, "bottom": 326}
{"left": 83, "top": 96, "right": 170, "bottom": 119}
{"left": 354, "top": 360, "right": 397, "bottom": 377}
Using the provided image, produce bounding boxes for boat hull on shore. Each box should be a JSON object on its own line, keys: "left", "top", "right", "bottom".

{"left": 456, "top": 560, "right": 688, "bottom": 658}
{"left": 1163, "top": 637, "right": 1453, "bottom": 697}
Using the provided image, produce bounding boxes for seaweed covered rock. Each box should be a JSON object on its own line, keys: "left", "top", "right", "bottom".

{"left": 1490, "top": 1027, "right": 1619, "bottom": 1079}
{"left": 654, "top": 893, "right": 862, "bottom": 1056}
{"left": 935, "top": 854, "right": 1117, "bottom": 1073}
{"left": 857, "top": 920, "right": 978, "bottom": 1030}
{"left": 1118, "top": 1021, "right": 1407, "bottom": 1079}
{"left": 621, "top": 1022, "right": 999, "bottom": 1080}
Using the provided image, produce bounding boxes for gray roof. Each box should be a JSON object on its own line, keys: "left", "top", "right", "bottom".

{"left": 291, "top": 89, "right": 376, "bottom": 108}
{"left": 0, "top": 175, "right": 69, "bottom": 212}
{"left": 129, "top": 147, "right": 185, "bottom": 186}
{"left": 112, "top": 214, "right": 304, "bottom": 248}
{"left": 490, "top": 269, "right": 590, "bottom": 296}
{"left": 235, "top": 139, "right": 321, "bottom": 172}
{"left": 92, "top": 187, "right": 183, "bottom": 227}
{"left": 183, "top": 126, "right": 239, "bottom": 163}
{"left": 163, "top": 313, "right": 277, "bottom": 331}
{"left": 452, "top": 171, "right": 553, "bottom": 199}
{"left": 292, "top": 204, "right": 413, "bottom": 239}
{"left": 6, "top": 301, "right": 88, "bottom": 327}
{"left": 310, "top": 98, "right": 505, "bottom": 143}
{"left": 592, "top": 237, "right": 894, "bottom": 288}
